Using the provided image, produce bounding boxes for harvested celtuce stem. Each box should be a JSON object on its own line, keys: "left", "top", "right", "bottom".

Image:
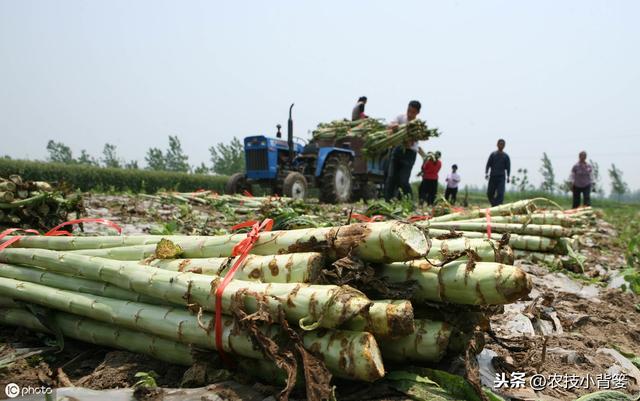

{"left": 147, "top": 252, "right": 325, "bottom": 283}
{"left": 428, "top": 198, "right": 560, "bottom": 223}
{"left": 0, "top": 277, "right": 384, "bottom": 381}
{"left": 0, "top": 307, "right": 192, "bottom": 365}
{"left": 427, "top": 237, "right": 513, "bottom": 264}
{"left": 427, "top": 230, "right": 574, "bottom": 254}
{"left": 0, "top": 235, "right": 177, "bottom": 251}
{"left": 342, "top": 300, "right": 415, "bottom": 338}
{"left": 0, "top": 307, "right": 290, "bottom": 384}
{"left": 0, "top": 193, "right": 48, "bottom": 209}
{"left": 378, "top": 260, "right": 532, "bottom": 305}
{"left": 0, "top": 249, "right": 381, "bottom": 331}
{"left": 462, "top": 213, "right": 586, "bottom": 228}
{"left": 378, "top": 319, "right": 451, "bottom": 363}
{"left": 420, "top": 221, "right": 577, "bottom": 238}
{"left": 0, "top": 181, "right": 17, "bottom": 192}
{"left": 0, "top": 191, "right": 14, "bottom": 202}
{"left": 0, "top": 263, "right": 166, "bottom": 305}
{"left": 512, "top": 249, "right": 567, "bottom": 266}
{"left": 67, "top": 222, "right": 428, "bottom": 263}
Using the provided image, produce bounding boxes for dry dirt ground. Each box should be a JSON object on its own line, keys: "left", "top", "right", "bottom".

{"left": 1, "top": 194, "right": 638, "bottom": 401}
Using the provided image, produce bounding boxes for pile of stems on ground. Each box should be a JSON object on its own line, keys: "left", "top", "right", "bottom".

{"left": 143, "top": 191, "right": 330, "bottom": 230}
{"left": 0, "top": 174, "right": 83, "bottom": 231}
{"left": 0, "top": 217, "right": 532, "bottom": 400}
{"left": 412, "top": 198, "right": 598, "bottom": 270}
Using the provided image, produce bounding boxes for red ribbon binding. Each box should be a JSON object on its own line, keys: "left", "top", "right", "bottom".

{"left": 45, "top": 218, "right": 123, "bottom": 237}
{"left": 350, "top": 213, "right": 384, "bottom": 223}
{"left": 0, "top": 228, "right": 40, "bottom": 251}
{"left": 0, "top": 218, "right": 123, "bottom": 252}
{"left": 214, "top": 218, "right": 273, "bottom": 361}
{"left": 408, "top": 215, "right": 430, "bottom": 222}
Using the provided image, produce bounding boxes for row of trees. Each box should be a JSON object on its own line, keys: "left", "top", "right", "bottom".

{"left": 44, "top": 136, "right": 245, "bottom": 176}
{"left": 15, "top": 139, "right": 635, "bottom": 200}
{"left": 511, "top": 152, "right": 630, "bottom": 200}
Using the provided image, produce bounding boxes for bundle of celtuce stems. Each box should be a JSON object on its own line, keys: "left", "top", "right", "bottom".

{"left": 310, "top": 118, "right": 440, "bottom": 156}
{"left": 0, "top": 218, "right": 532, "bottom": 400}
{"left": 415, "top": 199, "right": 598, "bottom": 269}
{"left": 311, "top": 118, "right": 387, "bottom": 141}
{"left": 0, "top": 174, "right": 82, "bottom": 231}
{"left": 363, "top": 119, "right": 440, "bottom": 156}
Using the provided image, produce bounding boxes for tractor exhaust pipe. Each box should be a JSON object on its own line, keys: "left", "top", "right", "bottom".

{"left": 288, "top": 103, "right": 294, "bottom": 167}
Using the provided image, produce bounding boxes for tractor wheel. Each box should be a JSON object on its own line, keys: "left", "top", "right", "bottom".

{"left": 319, "top": 154, "right": 353, "bottom": 204}
{"left": 283, "top": 172, "right": 308, "bottom": 200}
{"left": 225, "top": 173, "right": 251, "bottom": 195}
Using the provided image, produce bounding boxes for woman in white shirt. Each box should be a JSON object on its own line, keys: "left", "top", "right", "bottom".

{"left": 444, "top": 164, "right": 461, "bottom": 204}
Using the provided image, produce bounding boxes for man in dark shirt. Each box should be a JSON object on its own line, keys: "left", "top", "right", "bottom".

{"left": 384, "top": 100, "right": 422, "bottom": 201}
{"left": 485, "top": 139, "right": 511, "bottom": 206}
{"left": 352, "top": 96, "right": 368, "bottom": 121}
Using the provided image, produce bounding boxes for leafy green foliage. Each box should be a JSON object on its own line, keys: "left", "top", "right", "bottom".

{"left": 609, "top": 164, "right": 628, "bottom": 200}
{"left": 133, "top": 371, "right": 158, "bottom": 388}
{"left": 101, "top": 143, "right": 122, "bottom": 169}
{"left": 0, "top": 159, "right": 228, "bottom": 193}
{"left": 590, "top": 159, "right": 601, "bottom": 194}
{"left": 510, "top": 168, "right": 533, "bottom": 192}
{"left": 193, "top": 162, "right": 209, "bottom": 175}
{"left": 539, "top": 152, "right": 555, "bottom": 193}
{"left": 144, "top": 136, "right": 190, "bottom": 172}
{"left": 125, "top": 160, "right": 139, "bottom": 169}
{"left": 46, "top": 140, "right": 74, "bottom": 163}
{"left": 77, "top": 149, "right": 99, "bottom": 166}
{"left": 145, "top": 148, "right": 166, "bottom": 170}
{"left": 209, "top": 137, "right": 244, "bottom": 175}
{"left": 165, "top": 135, "right": 190, "bottom": 172}
{"left": 384, "top": 368, "right": 505, "bottom": 401}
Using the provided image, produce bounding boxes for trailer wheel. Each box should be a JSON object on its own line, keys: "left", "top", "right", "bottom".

{"left": 320, "top": 154, "right": 353, "bottom": 204}
{"left": 225, "top": 173, "right": 251, "bottom": 195}
{"left": 283, "top": 172, "right": 308, "bottom": 200}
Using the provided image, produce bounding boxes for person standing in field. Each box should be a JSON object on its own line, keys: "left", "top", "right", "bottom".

{"left": 485, "top": 139, "right": 511, "bottom": 206}
{"left": 418, "top": 151, "right": 441, "bottom": 205}
{"left": 570, "top": 151, "right": 593, "bottom": 208}
{"left": 352, "top": 96, "right": 368, "bottom": 121}
{"left": 384, "top": 100, "right": 422, "bottom": 201}
{"left": 444, "top": 164, "right": 461, "bottom": 204}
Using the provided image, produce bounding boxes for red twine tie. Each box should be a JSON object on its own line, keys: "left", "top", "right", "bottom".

{"left": 214, "top": 218, "right": 273, "bottom": 362}
{"left": 45, "top": 218, "right": 123, "bottom": 237}
{"left": 0, "top": 228, "right": 40, "bottom": 251}
{"left": 350, "top": 213, "right": 384, "bottom": 223}
{"left": 0, "top": 218, "right": 122, "bottom": 252}
{"left": 408, "top": 215, "right": 430, "bottom": 222}
{"left": 486, "top": 208, "right": 492, "bottom": 237}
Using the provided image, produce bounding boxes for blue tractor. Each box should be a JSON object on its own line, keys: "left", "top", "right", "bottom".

{"left": 225, "top": 104, "right": 387, "bottom": 203}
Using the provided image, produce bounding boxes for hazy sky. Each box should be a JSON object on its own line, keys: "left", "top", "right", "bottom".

{"left": 1, "top": 1, "right": 638, "bottom": 193}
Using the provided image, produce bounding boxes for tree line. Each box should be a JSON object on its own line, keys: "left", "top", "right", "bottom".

{"left": 41, "top": 135, "right": 245, "bottom": 176}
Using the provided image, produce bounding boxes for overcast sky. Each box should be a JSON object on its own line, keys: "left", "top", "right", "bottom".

{"left": 1, "top": 1, "right": 638, "bottom": 193}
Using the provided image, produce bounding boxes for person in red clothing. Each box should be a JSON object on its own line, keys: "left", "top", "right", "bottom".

{"left": 418, "top": 151, "right": 442, "bottom": 205}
